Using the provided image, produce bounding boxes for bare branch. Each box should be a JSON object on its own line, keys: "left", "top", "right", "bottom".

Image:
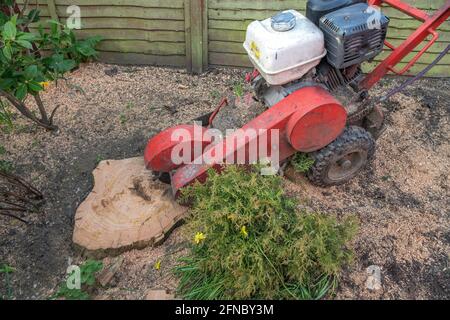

{"left": 0, "top": 200, "right": 28, "bottom": 210}
{"left": 49, "top": 104, "right": 61, "bottom": 124}
{"left": 33, "top": 93, "right": 49, "bottom": 123}
{"left": 0, "top": 171, "right": 44, "bottom": 200}
{"left": 1, "top": 191, "right": 38, "bottom": 206}
{"left": 0, "top": 211, "right": 28, "bottom": 224}
{"left": 0, "top": 89, "right": 57, "bottom": 130}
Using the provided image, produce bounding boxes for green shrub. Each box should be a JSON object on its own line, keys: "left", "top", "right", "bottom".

{"left": 54, "top": 260, "right": 103, "bottom": 300}
{"left": 175, "top": 166, "right": 358, "bottom": 300}
{"left": 0, "top": 3, "right": 102, "bottom": 130}
{"left": 291, "top": 153, "right": 315, "bottom": 173}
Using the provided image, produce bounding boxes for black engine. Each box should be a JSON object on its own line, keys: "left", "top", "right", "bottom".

{"left": 306, "top": 0, "right": 366, "bottom": 25}
{"left": 307, "top": 0, "right": 389, "bottom": 92}
{"left": 320, "top": 3, "right": 390, "bottom": 68}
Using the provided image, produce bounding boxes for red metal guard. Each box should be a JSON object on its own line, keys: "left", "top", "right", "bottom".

{"left": 361, "top": 0, "right": 450, "bottom": 90}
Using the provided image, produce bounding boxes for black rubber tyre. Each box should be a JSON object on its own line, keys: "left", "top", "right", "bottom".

{"left": 308, "top": 126, "right": 375, "bottom": 187}
{"left": 152, "top": 171, "right": 171, "bottom": 184}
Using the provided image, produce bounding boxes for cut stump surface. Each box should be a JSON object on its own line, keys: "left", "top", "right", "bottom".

{"left": 73, "top": 157, "right": 187, "bottom": 256}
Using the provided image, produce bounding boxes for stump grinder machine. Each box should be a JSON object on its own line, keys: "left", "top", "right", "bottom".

{"left": 145, "top": 0, "right": 450, "bottom": 196}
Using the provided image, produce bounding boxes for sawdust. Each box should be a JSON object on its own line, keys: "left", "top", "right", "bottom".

{"left": 285, "top": 77, "right": 450, "bottom": 299}
{"left": 93, "top": 228, "right": 187, "bottom": 300}
{"left": 0, "top": 63, "right": 449, "bottom": 299}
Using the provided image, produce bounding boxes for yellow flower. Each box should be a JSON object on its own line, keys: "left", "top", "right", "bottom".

{"left": 39, "top": 81, "right": 51, "bottom": 90}
{"left": 154, "top": 260, "right": 161, "bottom": 271}
{"left": 194, "top": 232, "right": 206, "bottom": 244}
{"left": 240, "top": 226, "right": 249, "bottom": 238}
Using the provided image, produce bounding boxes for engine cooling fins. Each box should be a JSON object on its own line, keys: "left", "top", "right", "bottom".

{"left": 317, "top": 61, "right": 363, "bottom": 92}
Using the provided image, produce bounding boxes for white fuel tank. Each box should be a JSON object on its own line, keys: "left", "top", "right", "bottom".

{"left": 243, "top": 10, "right": 327, "bottom": 86}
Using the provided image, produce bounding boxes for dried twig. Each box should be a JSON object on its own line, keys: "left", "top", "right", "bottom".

{"left": 2, "top": 191, "right": 37, "bottom": 206}
{"left": 0, "top": 200, "right": 28, "bottom": 210}
{"left": 0, "top": 206, "right": 30, "bottom": 212}
{"left": 0, "top": 211, "right": 28, "bottom": 224}
{"left": 0, "top": 170, "right": 43, "bottom": 224}
{"left": 0, "top": 171, "right": 43, "bottom": 199}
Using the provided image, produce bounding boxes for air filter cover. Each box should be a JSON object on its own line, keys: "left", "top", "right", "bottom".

{"left": 320, "top": 3, "right": 390, "bottom": 68}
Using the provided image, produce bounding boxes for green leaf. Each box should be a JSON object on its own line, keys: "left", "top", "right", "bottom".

{"left": 24, "top": 65, "right": 38, "bottom": 80}
{"left": 15, "top": 83, "right": 28, "bottom": 100}
{"left": 46, "top": 54, "right": 77, "bottom": 73}
{"left": 27, "top": 9, "right": 41, "bottom": 23}
{"left": 0, "top": 12, "right": 8, "bottom": 25}
{"left": 2, "top": 44, "right": 12, "bottom": 60}
{"left": 10, "top": 14, "right": 17, "bottom": 25}
{"left": 15, "top": 39, "right": 33, "bottom": 49}
{"left": 0, "top": 0, "right": 15, "bottom": 8}
{"left": 3, "top": 21, "right": 17, "bottom": 40}
{"left": 27, "top": 81, "right": 43, "bottom": 92}
{"left": 76, "top": 44, "right": 96, "bottom": 57}
{"left": 80, "top": 260, "right": 103, "bottom": 286}
{"left": 0, "top": 264, "right": 15, "bottom": 274}
{"left": 17, "top": 32, "right": 37, "bottom": 41}
{"left": 47, "top": 19, "right": 62, "bottom": 36}
{"left": 0, "top": 78, "right": 14, "bottom": 90}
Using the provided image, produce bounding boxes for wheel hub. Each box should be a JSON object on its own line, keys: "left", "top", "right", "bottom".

{"left": 328, "top": 151, "right": 367, "bottom": 182}
{"left": 339, "top": 159, "right": 353, "bottom": 170}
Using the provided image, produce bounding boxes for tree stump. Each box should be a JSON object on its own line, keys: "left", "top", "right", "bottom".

{"left": 73, "top": 157, "right": 187, "bottom": 257}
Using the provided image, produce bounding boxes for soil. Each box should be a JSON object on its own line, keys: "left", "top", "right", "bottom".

{"left": 0, "top": 63, "right": 449, "bottom": 300}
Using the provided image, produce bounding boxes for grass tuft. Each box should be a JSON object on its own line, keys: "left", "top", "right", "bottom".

{"left": 0, "top": 99, "right": 14, "bottom": 131}
{"left": 291, "top": 153, "right": 315, "bottom": 173}
{"left": 175, "top": 166, "right": 358, "bottom": 300}
{"left": 232, "top": 81, "right": 244, "bottom": 97}
{"left": 0, "top": 160, "right": 13, "bottom": 173}
{"left": 0, "top": 264, "right": 15, "bottom": 300}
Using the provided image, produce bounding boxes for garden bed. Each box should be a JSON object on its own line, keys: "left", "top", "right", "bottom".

{"left": 0, "top": 63, "right": 449, "bottom": 299}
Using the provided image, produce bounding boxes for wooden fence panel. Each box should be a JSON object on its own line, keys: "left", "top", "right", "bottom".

{"left": 17, "top": 0, "right": 189, "bottom": 67}
{"left": 14, "top": 0, "right": 450, "bottom": 76}
{"left": 208, "top": 0, "right": 449, "bottom": 76}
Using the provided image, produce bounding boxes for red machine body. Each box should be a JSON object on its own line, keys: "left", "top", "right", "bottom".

{"left": 144, "top": 0, "right": 450, "bottom": 196}
{"left": 171, "top": 87, "right": 347, "bottom": 195}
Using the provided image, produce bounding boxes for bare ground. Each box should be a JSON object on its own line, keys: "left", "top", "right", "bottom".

{"left": 0, "top": 63, "right": 448, "bottom": 300}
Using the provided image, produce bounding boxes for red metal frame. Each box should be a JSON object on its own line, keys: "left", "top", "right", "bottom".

{"left": 361, "top": 0, "right": 450, "bottom": 90}
{"left": 145, "top": 87, "right": 347, "bottom": 196}
{"left": 171, "top": 86, "right": 347, "bottom": 196}
{"left": 145, "top": 0, "right": 450, "bottom": 195}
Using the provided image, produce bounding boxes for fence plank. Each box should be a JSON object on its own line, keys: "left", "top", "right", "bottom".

{"left": 190, "top": 0, "right": 207, "bottom": 73}
{"left": 99, "top": 52, "right": 186, "bottom": 66}
{"left": 202, "top": 0, "right": 209, "bottom": 71}
{"left": 97, "top": 40, "right": 185, "bottom": 56}
{"left": 47, "top": 0, "right": 59, "bottom": 21}
{"left": 185, "top": 0, "right": 192, "bottom": 72}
